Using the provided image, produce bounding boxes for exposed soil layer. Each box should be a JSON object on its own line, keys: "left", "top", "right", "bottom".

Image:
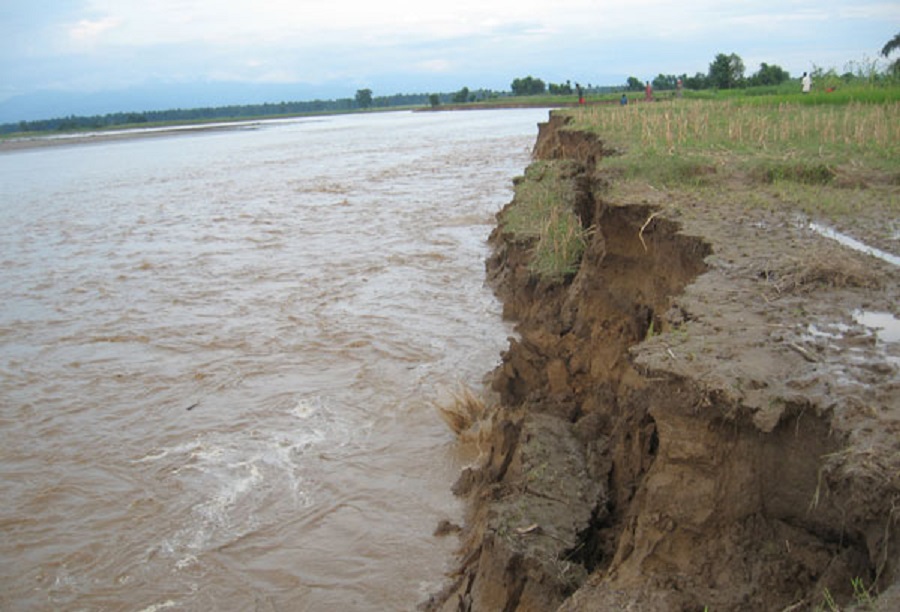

{"left": 425, "top": 114, "right": 900, "bottom": 611}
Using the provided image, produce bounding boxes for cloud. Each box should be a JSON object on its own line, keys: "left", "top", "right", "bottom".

{"left": 55, "top": 0, "right": 604, "bottom": 49}
{"left": 838, "top": 2, "right": 900, "bottom": 20}
{"left": 68, "top": 16, "right": 121, "bottom": 43}
{"left": 415, "top": 59, "right": 454, "bottom": 73}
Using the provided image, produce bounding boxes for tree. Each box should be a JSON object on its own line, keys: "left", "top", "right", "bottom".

{"left": 510, "top": 76, "right": 546, "bottom": 96}
{"left": 548, "top": 80, "right": 573, "bottom": 95}
{"left": 683, "top": 72, "right": 709, "bottom": 90}
{"left": 452, "top": 87, "right": 470, "bottom": 104}
{"left": 651, "top": 74, "right": 678, "bottom": 90}
{"left": 625, "top": 76, "right": 644, "bottom": 91}
{"left": 429, "top": 93, "right": 441, "bottom": 108}
{"left": 882, "top": 31, "right": 900, "bottom": 75}
{"left": 749, "top": 62, "right": 790, "bottom": 86}
{"left": 708, "top": 53, "right": 745, "bottom": 89}
{"left": 355, "top": 88, "right": 373, "bottom": 109}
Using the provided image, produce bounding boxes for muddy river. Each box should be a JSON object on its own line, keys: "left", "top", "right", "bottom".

{"left": 0, "top": 109, "right": 548, "bottom": 610}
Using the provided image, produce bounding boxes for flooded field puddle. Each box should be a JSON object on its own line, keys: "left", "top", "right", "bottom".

{"left": 808, "top": 222, "right": 900, "bottom": 267}
{"left": 801, "top": 309, "right": 900, "bottom": 373}
{"left": 853, "top": 310, "right": 900, "bottom": 344}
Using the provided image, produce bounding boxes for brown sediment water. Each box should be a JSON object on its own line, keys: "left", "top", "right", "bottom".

{"left": 0, "top": 109, "right": 549, "bottom": 611}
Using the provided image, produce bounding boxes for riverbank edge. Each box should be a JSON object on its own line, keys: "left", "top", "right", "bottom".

{"left": 424, "top": 112, "right": 900, "bottom": 611}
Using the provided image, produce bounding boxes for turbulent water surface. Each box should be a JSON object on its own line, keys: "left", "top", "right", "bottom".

{"left": 0, "top": 109, "right": 547, "bottom": 611}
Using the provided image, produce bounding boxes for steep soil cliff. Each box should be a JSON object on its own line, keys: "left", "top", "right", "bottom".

{"left": 425, "top": 114, "right": 900, "bottom": 611}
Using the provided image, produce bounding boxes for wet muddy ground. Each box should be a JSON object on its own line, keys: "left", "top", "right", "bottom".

{"left": 426, "top": 115, "right": 899, "bottom": 611}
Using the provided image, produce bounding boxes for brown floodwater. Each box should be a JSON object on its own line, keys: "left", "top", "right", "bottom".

{"left": 0, "top": 109, "right": 547, "bottom": 610}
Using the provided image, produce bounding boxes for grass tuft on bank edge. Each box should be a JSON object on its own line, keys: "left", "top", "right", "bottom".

{"left": 500, "top": 161, "right": 588, "bottom": 282}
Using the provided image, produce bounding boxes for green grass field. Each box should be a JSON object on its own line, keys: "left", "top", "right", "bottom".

{"left": 503, "top": 85, "right": 900, "bottom": 281}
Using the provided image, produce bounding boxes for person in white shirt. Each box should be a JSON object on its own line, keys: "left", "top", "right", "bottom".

{"left": 801, "top": 72, "right": 812, "bottom": 93}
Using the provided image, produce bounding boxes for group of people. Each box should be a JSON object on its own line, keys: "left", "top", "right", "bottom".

{"left": 577, "top": 72, "right": 813, "bottom": 107}
{"left": 617, "top": 78, "right": 682, "bottom": 105}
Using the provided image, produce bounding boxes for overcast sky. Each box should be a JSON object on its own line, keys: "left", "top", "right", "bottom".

{"left": 1, "top": 1, "right": 898, "bottom": 117}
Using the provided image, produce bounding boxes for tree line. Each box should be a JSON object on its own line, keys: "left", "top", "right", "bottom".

{"left": 3, "top": 92, "right": 440, "bottom": 135}
{"left": 502, "top": 54, "right": 797, "bottom": 97}
{"left": 626, "top": 53, "right": 793, "bottom": 92}
{"left": 514, "top": 43, "right": 898, "bottom": 97}
{"left": 4, "top": 88, "right": 520, "bottom": 134}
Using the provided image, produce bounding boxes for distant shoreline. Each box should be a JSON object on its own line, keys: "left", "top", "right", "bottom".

{"left": 0, "top": 102, "right": 584, "bottom": 152}
{"left": 0, "top": 119, "right": 284, "bottom": 152}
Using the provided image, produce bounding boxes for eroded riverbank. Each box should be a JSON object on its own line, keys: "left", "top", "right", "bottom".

{"left": 427, "top": 114, "right": 900, "bottom": 611}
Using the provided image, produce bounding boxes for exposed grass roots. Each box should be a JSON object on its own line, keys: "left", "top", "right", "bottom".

{"left": 435, "top": 386, "right": 489, "bottom": 436}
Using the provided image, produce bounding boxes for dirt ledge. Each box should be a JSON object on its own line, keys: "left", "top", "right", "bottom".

{"left": 424, "top": 113, "right": 900, "bottom": 612}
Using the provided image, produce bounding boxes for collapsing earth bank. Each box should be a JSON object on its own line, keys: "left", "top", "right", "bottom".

{"left": 424, "top": 114, "right": 900, "bottom": 611}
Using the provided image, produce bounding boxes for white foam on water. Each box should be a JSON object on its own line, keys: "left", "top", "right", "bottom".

{"left": 193, "top": 460, "right": 263, "bottom": 521}
{"left": 155, "top": 394, "right": 352, "bottom": 568}
{"left": 161, "top": 448, "right": 271, "bottom": 555}
{"left": 136, "top": 601, "right": 177, "bottom": 612}
{"left": 130, "top": 448, "right": 170, "bottom": 463}
{"left": 291, "top": 397, "right": 320, "bottom": 419}
{"left": 174, "top": 555, "right": 198, "bottom": 570}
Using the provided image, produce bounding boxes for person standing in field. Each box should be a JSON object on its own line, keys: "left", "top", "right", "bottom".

{"left": 576, "top": 83, "right": 585, "bottom": 105}
{"left": 620, "top": 93, "right": 628, "bottom": 105}
{"left": 645, "top": 81, "right": 653, "bottom": 101}
{"left": 801, "top": 72, "right": 812, "bottom": 93}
